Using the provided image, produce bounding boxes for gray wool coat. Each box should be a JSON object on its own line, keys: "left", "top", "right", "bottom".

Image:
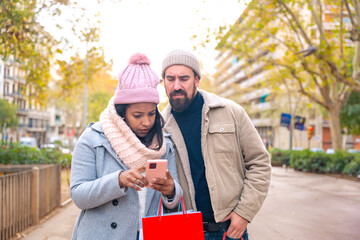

{"left": 70, "top": 122, "right": 181, "bottom": 240}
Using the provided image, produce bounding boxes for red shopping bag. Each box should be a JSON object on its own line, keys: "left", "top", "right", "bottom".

{"left": 142, "top": 196, "right": 204, "bottom": 240}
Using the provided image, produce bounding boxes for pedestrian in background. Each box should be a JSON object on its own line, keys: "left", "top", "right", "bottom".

{"left": 70, "top": 53, "right": 182, "bottom": 240}
{"left": 160, "top": 49, "right": 271, "bottom": 240}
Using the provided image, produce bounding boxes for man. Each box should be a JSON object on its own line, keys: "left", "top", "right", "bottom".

{"left": 161, "top": 49, "right": 271, "bottom": 240}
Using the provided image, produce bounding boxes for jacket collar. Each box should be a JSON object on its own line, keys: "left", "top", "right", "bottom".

{"left": 198, "top": 89, "right": 225, "bottom": 109}
{"left": 89, "top": 121, "right": 103, "bottom": 133}
{"left": 88, "top": 122, "right": 126, "bottom": 168}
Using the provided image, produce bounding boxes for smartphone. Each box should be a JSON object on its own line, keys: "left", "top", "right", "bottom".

{"left": 145, "top": 159, "right": 168, "bottom": 183}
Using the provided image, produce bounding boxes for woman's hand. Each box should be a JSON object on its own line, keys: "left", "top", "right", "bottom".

{"left": 149, "top": 170, "right": 175, "bottom": 198}
{"left": 118, "top": 166, "right": 149, "bottom": 191}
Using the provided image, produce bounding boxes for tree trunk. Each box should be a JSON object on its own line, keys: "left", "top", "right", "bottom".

{"left": 327, "top": 106, "right": 343, "bottom": 150}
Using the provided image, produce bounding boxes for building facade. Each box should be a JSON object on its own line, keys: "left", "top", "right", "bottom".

{"left": 211, "top": 1, "right": 357, "bottom": 151}
{"left": 0, "top": 58, "right": 61, "bottom": 147}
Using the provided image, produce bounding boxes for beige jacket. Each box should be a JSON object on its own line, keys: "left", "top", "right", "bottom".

{"left": 161, "top": 89, "right": 271, "bottom": 223}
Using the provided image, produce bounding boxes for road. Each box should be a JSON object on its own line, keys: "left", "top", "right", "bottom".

{"left": 20, "top": 167, "right": 360, "bottom": 240}
{"left": 248, "top": 167, "right": 360, "bottom": 240}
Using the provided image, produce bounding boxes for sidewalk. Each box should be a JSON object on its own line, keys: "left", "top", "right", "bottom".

{"left": 19, "top": 167, "right": 360, "bottom": 240}
{"left": 19, "top": 201, "right": 80, "bottom": 240}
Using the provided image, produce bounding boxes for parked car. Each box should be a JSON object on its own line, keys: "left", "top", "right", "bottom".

{"left": 326, "top": 148, "right": 335, "bottom": 154}
{"left": 41, "top": 143, "right": 57, "bottom": 149}
{"left": 293, "top": 147, "right": 303, "bottom": 151}
{"left": 347, "top": 149, "right": 360, "bottom": 154}
{"left": 19, "top": 137, "right": 38, "bottom": 148}
{"left": 310, "top": 148, "right": 324, "bottom": 153}
{"left": 41, "top": 143, "right": 72, "bottom": 154}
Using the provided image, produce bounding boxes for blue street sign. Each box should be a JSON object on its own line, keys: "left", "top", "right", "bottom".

{"left": 294, "top": 116, "right": 306, "bottom": 130}
{"left": 280, "top": 113, "right": 292, "bottom": 128}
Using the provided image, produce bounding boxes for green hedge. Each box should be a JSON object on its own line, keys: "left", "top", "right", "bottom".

{"left": 270, "top": 148, "right": 360, "bottom": 177}
{"left": 0, "top": 143, "right": 72, "bottom": 169}
{"left": 270, "top": 148, "right": 292, "bottom": 166}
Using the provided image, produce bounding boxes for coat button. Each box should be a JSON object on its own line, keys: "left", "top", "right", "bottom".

{"left": 112, "top": 199, "right": 118, "bottom": 206}
{"left": 220, "top": 127, "right": 224, "bottom": 132}
{"left": 111, "top": 222, "right": 117, "bottom": 229}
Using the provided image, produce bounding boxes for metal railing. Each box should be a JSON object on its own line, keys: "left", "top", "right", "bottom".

{"left": 0, "top": 164, "right": 61, "bottom": 240}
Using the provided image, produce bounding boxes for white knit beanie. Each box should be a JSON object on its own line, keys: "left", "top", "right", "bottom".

{"left": 161, "top": 49, "right": 201, "bottom": 79}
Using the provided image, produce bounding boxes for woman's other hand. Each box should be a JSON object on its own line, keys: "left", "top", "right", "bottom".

{"left": 118, "top": 166, "right": 149, "bottom": 191}
{"left": 149, "top": 170, "right": 175, "bottom": 198}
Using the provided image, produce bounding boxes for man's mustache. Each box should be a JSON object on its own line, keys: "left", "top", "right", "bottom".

{"left": 170, "top": 89, "right": 187, "bottom": 97}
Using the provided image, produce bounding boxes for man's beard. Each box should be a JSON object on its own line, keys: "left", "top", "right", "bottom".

{"left": 169, "top": 88, "right": 196, "bottom": 112}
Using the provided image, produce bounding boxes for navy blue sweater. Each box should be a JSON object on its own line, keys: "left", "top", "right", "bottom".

{"left": 172, "top": 92, "right": 214, "bottom": 222}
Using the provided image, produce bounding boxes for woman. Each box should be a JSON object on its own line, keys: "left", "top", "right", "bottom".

{"left": 70, "top": 53, "right": 182, "bottom": 240}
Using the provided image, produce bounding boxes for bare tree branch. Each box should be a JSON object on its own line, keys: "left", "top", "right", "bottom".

{"left": 272, "top": 36, "right": 298, "bottom": 54}
{"left": 278, "top": 12, "right": 305, "bottom": 49}
{"left": 339, "top": 85, "right": 352, "bottom": 109}
{"left": 290, "top": 69, "right": 329, "bottom": 108}
{"left": 338, "top": 82, "right": 349, "bottom": 100}
{"left": 306, "top": 0, "right": 329, "bottom": 46}
{"left": 326, "top": 60, "right": 352, "bottom": 86}
{"left": 300, "top": 61, "right": 323, "bottom": 78}
{"left": 276, "top": 0, "right": 313, "bottom": 46}
{"left": 350, "top": 0, "right": 360, "bottom": 81}
{"left": 316, "top": 0, "right": 323, "bottom": 27}
{"left": 344, "top": 0, "right": 357, "bottom": 26}
{"left": 340, "top": 0, "right": 346, "bottom": 72}
{"left": 302, "top": 61, "right": 332, "bottom": 103}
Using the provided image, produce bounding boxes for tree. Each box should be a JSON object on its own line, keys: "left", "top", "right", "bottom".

{"left": 0, "top": 99, "right": 18, "bottom": 142}
{"left": 199, "top": 72, "right": 219, "bottom": 94}
{"left": 341, "top": 91, "right": 360, "bottom": 135}
{"left": 87, "top": 69, "right": 117, "bottom": 123}
{"left": 214, "top": 0, "right": 360, "bottom": 150}
{"left": 0, "top": 0, "right": 117, "bottom": 106}
{"left": 0, "top": 0, "right": 70, "bottom": 105}
{"left": 55, "top": 47, "right": 111, "bottom": 130}
{"left": 88, "top": 91, "right": 112, "bottom": 123}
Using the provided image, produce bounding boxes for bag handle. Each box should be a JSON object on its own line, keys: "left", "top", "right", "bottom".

{"left": 180, "top": 195, "right": 187, "bottom": 215}
{"left": 157, "top": 197, "right": 163, "bottom": 216}
{"left": 157, "top": 195, "right": 188, "bottom": 219}
{"left": 222, "top": 231, "right": 243, "bottom": 240}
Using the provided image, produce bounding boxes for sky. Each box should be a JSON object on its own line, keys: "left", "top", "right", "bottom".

{"left": 98, "top": 0, "right": 246, "bottom": 76}
{"left": 39, "top": 0, "right": 246, "bottom": 101}
{"left": 41, "top": 0, "right": 246, "bottom": 76}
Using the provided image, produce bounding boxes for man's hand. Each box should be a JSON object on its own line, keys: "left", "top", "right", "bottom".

{"left": 222, "top": 212, "right": 248, "bottom": 239}
{"left": 149, "top": 170, "right": 175, "bottom": 197}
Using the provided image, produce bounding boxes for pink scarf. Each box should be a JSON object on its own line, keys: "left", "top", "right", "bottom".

{"left": 100, "top": 98, "right": 166, "bottom": 169}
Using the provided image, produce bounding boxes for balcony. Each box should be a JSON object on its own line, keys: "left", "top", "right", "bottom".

{"left": 251, "top": 118, "right": 273, "bottom": 127}
{"left": 239, "top": 73, "right": 264, "bottom": 88}
{"left": 16, "top": 108, "right": 28, "bottom": 116}
{"left": 239, "top": 88, "right": 270, "bottom": 103}
{"left": 13, "top": 91, "right": 26, "bottom": 99}
{"left": 251, "top": 102, "right": 274, "bottom": 112}
{"left": 220, "top": 88, "right": 236, "bottom": 98}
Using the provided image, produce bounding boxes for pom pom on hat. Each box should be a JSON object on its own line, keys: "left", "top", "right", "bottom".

{"left": 129, "top": 53, "right": 151, "bottom": 65}
{"left": 113, "top": 53, "right": 160, "bottom": 104}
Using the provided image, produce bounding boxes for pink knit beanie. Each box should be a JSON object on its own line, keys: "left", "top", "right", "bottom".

{"left": 113, "top": 53, "right": 160, "bottom": 104}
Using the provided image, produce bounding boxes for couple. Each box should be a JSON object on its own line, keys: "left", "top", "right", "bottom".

{"left": 70, "top": 49, "right": 272, "bottom": 240}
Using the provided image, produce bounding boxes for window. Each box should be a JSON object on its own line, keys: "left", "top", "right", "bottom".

{"left": 4, "top": 83, "right": 9, "bottom": 96}
{"left": 4, "top": 66, "right": 10, "bottom": 78}
{"left": 29, "top": 118, "right": 33, "bottom": 128}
